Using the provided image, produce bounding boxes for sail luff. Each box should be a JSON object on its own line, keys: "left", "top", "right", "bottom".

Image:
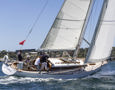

{"left": 73, "top": 0, "right": 93, "bottom": 59}
{"left": 40, "top": 0, "right": 66, "bottom": 49}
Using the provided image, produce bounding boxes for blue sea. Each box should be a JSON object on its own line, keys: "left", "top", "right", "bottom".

{"left": 0, "top": 61, "right": 115, "bottom": 90}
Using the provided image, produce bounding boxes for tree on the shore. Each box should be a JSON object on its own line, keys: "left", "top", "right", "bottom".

{"left": 0, "top": 50, "right": 7, "bottom": 58}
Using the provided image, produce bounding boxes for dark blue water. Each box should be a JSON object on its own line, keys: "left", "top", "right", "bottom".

{"left": 0, "top": 61, "right": 115, "bottom": 90}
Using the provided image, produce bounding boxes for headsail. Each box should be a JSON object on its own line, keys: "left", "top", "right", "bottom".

{"left": 40, "top": 0, "right": 91, "bottom": 51}
{"left": 85, "top": 0, "right": 115, "bottom": 63}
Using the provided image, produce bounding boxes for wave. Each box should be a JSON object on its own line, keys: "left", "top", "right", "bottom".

{"left": 98, "top": 70, "right": 115, "bottom": 76}
{"left": 0, "top": 71, "right": 114, "bottom": 85}
{"left": 0, "top": 76, "right": 67, "bottom": 85}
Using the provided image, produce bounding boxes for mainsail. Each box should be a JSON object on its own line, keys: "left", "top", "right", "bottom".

{"left": 86, "top": 0, "right": 115, "bottom": 63}
{"left": 41, "top": 0, "right": 91, "bottom": 51}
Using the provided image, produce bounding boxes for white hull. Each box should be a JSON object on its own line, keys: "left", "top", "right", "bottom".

{"left": 2, "top": 61, "right": 108, "bottom": 79}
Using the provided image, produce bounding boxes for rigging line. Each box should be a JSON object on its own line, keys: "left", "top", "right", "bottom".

{"left": 25, "top": 0, "right": 48, "bottom": 41}
{"left": 20, "top": 0, "right": 48, "bottom": 49}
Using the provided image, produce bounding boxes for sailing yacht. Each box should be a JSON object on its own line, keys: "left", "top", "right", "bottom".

{"left": 2, "top": 0, "right": 115, "bottom": 79}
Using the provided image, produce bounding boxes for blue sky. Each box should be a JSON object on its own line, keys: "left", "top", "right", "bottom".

{"left": 0, "top": 0, "right": 113, "bottom": 51}
{"left": 0, "top": 0, "right": 64, "bottom": 51}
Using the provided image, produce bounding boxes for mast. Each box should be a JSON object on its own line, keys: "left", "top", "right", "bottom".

{"left": 73, "top": 0, "right": 93, "bottom": 59}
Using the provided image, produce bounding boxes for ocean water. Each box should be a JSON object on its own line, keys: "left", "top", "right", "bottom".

{"left": 0, "top": 61, "right": 115, "bottom": 90}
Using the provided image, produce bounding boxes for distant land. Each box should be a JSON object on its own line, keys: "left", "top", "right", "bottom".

{"left": 0, "top": 47, "right": 115, "bottom": 61}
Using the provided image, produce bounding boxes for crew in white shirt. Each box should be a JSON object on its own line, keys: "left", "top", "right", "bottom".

{"left": 34, "top": 57, "right": 40, "bottom": 71}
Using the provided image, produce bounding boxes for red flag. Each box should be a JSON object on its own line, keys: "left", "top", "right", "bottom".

{"left": 19, "top": 40, "right": 26, "bottom": 45}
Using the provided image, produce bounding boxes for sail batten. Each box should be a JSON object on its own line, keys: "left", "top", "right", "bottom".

{"left": 41, "top": 0, "right": 91, "bottom": 51}
{"left": 56, "top": 18, "right": 85, "bottom": 21}
{"left": 86, "top": 0, "right": 115, "bottom": 63}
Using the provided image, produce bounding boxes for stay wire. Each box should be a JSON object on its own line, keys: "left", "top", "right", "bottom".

{"left": 21, "top": 0, "right": 49, "bottom": 49}
{"left": 26, "top": 0, "right": 48, "bottom": 40}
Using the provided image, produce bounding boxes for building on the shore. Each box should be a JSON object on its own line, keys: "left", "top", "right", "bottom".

{"left": 16, "top": 49, "right": 36, "bottom": 53}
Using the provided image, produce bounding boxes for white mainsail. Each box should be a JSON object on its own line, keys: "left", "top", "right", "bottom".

{"left": 41, "top": 0, "right": 91, "bottom": 50}
{"left": 86, "top": 0, "right": 115, "bottom": 63}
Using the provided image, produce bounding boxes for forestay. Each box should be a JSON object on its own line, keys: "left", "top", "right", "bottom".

{"left": 86, "top": 0, "right": 115, "bottom": 63}
{"left": 41, "top": 0, "right": 91, "bottom": 50}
